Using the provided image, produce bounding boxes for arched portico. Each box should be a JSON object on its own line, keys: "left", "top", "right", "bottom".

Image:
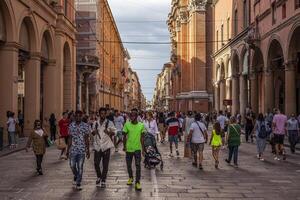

{"left": 63, "top": 42, "right": 72, "bottom": 112}
{"left": 266, "top": 38, "right": 285, "bottom": 113}
{"left": 251, "top": 47, "right": 264, "bottom": 113}
{"left": 231, "top": 52, "right": 240, "bottom": 115}
{"left": 287, "top": 24, "right": 300, "bottom": 115}
{"left": 18, "top": 16, "right": 40, "bottom": 135}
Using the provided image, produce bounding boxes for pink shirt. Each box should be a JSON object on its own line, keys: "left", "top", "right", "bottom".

{"left": 272, "top": 114, "right": 287, "bottom": 135}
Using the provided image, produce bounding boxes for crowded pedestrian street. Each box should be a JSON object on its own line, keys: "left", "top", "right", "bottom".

{"left": 1, "top": 136, "right": 300, "bottom": 200}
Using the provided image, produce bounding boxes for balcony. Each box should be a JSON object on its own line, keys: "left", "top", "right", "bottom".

{"left": 77, "top": 54, "right": 100, "bottom": 74}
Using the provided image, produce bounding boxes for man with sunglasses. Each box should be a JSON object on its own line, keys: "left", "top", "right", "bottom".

{"left": 123, "top": 108, "right": 145, "bottom": 191}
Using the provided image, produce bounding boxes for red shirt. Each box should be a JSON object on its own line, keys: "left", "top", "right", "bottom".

{"left": 59, "top": 118, "right": 70, "bottom": 137}
{"left": 166, "top": 117, "right": 179, "bottom": 136}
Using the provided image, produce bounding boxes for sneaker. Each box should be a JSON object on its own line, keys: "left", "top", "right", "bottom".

{"left": 76, "top": 184, "right": 82, "bottom": 190}
{"left": 225, "top": 159, "right": 230, "bottom": 164}
{"left": 260, "top": 158, "right": 265, "bottom": 161}
{"left": 192, "top": 162, "right": 197, "bottom": 167}
{"left": 96, "top": 178, "right": 101, "bottom": 185}
{"left": 274, "top": 157, "right": 280, "bottom": 161}
{"left": 176, "top": 150, "right": 180, "bottom": 156}
{"left": 233, "top": 164, "right": 238, "bottom": 168}
{"left": 127, "top": 178, "right": 134, "bottom": 186}
{"left": 169, "top": 153, "right": 174, "bottom": 157}
{"left": 256, "top": 154, "right": 260, "bottom": 159}
{"left": 135, "top": 182, "right": 142, "bottom": 191}
{"left": 101, "top": 180, "right": 106, "bottom": 188}
{"left": 115, "top": 148, "right": 119, "bottom": 153}
{"left": 199, "top": 165, "right": 203, "bottom": 170}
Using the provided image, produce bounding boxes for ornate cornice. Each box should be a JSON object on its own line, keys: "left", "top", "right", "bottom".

{"left": 188, "top": 0, "right": 207, "bottom": 13}
{"left": 179, "top": 7, "right": 189, "bottom": 24}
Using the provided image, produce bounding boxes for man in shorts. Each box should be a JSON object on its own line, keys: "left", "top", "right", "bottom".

{"left": 166, "top": 112, "right": 180, "bottom": 157}
{"left": 272, "top": 109, "right": 287, "bottom": 161}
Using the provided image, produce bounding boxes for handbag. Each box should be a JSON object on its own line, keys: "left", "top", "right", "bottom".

{"left": 44, "top": 137, "right": 53, "bottom": 148}
{"left": 55, "top": 137, "right": 67, "bottom": 150}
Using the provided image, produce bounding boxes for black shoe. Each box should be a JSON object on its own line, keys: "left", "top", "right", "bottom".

{"left": 76, "top": 184, "right": 82, "bottom": 190}
{"left": 225, "top": 159, "right": 230, "bottom": 164}
{"left": 176, "top": 150, "right": 180, "bottom": 156}
{"left": 199, "top": 165, "right": 203, "bottom": 170}
{"left": 192, "top": 162, "right": 197, "bottom": 167}
{"left": 96, "top": 178, "right": 101, "bottom": 185}
{"left": 101, "top": 180, "right": 106, "bottom": 188}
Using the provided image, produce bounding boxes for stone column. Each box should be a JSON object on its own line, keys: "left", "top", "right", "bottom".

{"left": 232, "top": 75, "right": 239, "bottom": 115}
{"left": 239, "top": 75, "right": 246, "bottom": 117}
{"left": 219, "top": 80, "right": 225, "bottom": 111}
{"left": 77, "top": 73, "right": 83, "bottom": 111}
{"left": 264, "top": 68, "right": 274, "bottom": 113}
{"left": 43, "top": 61, "right": 59, "bottom": 128}
{"left": 85, "top": 76, "right": 89, "bottom": 115}
{"left": 214, "top": 85, "right": 219, "bottom": 111}
{"left": 285, "top": 63, "right": 296, "bottom": 116}
{"left": 0, "top": 44, "right": 18, "bottom": 140}
{"left": 24, "top": 53, "right": 41, "bottom": 135}
{"left": 250, "top": 71, "right": 258, "bottom": 114}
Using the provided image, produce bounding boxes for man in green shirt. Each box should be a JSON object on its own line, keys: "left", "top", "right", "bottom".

{"left": 123, "top": 108, "right": 145, "bottom": 191}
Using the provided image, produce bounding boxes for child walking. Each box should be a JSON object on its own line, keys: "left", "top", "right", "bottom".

{"left": 209, "top": 122, "right": 223, "bottom": 168}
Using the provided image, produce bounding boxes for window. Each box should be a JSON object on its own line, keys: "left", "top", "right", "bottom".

{"left": 243, "top": 0, "right": 249, "bottom": 28}
{"left": 221, "top": 24, "right": 224, "bottom": 46}
{"left": 296, "top": 0, "right": 300, "bottom": 9}
{"left": 227, "top": 18, "right": 230, "bottom": 40}
{"left": 282, "top": 3, "right": 286, "bottom": 19}
{"left": 64, "top": 0, "right": 68, "bottom": 16}
{"left": 234, "top": 10, "right": 238, "bottom": 36}
{"left": 271, "top": 2, "right": 276, "bottom": 25}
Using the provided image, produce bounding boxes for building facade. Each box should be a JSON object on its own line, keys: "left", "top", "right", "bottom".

{"left": 0, "top": 0, "right": 76, "bottom": 139}
{"left": 153, "top": 62, "right": 173, "bottom": 111}
{"left": 97, "top": 0, "right": 127, "bottom": 111}
{"left": 212, "top": 0, "right": 300, "bottom": 117}
{"left": 75, "top": 0, "right": 100, "bottom": 114}
{"left": 167, "top": 0, "right": 213, "bottom": 113}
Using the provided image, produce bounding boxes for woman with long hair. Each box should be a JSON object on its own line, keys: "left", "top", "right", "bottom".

{"left": 26, "top": 120, "right": 48, "bottom": 175}
{"left": 209, "top": 122, "right": 223, "bottom": 168}
{"left": 254, "top": 113, "right": 270, "bottom": 161}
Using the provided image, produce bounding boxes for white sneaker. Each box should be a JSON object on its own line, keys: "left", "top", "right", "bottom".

{"left": 256, "top": 154, "right": 260, "bottom": 159}
{"left": 260, "top": 158, "right": 265, "bottom": 161}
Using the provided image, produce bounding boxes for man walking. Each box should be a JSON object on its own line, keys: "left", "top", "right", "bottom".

{"left": 114, "top": 110, "right": 125, "bottom": 152}
{"left": 286, "top": 114, "right": 299, "bottom": 154}
{"left": 123, "top": 108, "right": 145, "bottom": 191}
{"left": 272, "top": 109, "right": 287, "bottom": 161}
{"left": 67, "top": 111, "right": 91, "bottom": 190}
{"left": 91, "top": 107, "right": 116, "bottom": 188}
{"left": 166, "top": 112, "right": 180, "bottom": 157}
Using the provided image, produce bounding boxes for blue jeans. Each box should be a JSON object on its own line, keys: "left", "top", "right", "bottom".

{"left": 69, "top": 153, "right": 85, "bottom": 185}
{"left": 228, "top": 146, "right": 239, "bottom": 165}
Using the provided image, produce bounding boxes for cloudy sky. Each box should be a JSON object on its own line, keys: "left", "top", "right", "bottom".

{"left": 108, "top": 0, "right": 171, "bottom": 101}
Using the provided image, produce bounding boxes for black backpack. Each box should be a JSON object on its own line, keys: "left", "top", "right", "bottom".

{"left": 258, "top": 122, "right": 268, "bottom": 139}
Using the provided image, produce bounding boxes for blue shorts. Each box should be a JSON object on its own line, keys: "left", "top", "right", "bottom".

{"left": 169, "top": 135, "right": 178, "bottom": 144}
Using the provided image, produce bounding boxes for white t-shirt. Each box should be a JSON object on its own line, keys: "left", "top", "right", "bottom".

{"left": 144, "top": 119, "right": 159, "bottom": 136}
{"left": 114, "top": 115, "right": 125, "bottom": 131}
{"left": 217, "top": 115, "right": 228, "bottom": 130}
{"left": 190, "top": 121, "right": 207, "bottom": 143}
{"left": 7, "top": 117, "right": 16, "bottom": 132}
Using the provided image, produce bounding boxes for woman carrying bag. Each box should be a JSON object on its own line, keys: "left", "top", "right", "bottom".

{"left": 26, "top": 120, "right": 48, "bottom": 175}
{"left": 225, "top": 116, "right": 241, "bottom": 168}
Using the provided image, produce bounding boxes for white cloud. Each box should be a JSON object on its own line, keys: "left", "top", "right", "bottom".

{"left": 108, "top": 0, "right": 171, "bottom": 100}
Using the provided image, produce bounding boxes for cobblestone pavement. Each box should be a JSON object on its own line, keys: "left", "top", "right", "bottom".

{"left": 1, "top": 136, "right": 300, "bottom": 200}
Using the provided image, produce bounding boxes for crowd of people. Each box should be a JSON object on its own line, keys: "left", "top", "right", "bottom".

{"left": 19, "top": 106, "right": 300, "bottom": 191}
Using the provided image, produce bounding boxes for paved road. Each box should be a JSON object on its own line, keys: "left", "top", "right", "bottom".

{"left": 1, "top": 137, "right": 300, "bottom": 200}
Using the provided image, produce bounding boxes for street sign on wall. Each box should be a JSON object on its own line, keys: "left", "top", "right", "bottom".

{"left": 223, "top": 99, "right": 232, "bottom": 106}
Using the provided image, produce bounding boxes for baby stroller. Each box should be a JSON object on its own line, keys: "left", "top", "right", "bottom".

{"left": 143, "top": 133, "right": 164, "bottom": 170}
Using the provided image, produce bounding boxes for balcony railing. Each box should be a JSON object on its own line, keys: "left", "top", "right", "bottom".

{"left": 77, "top": 54, "right": 100, "bottom": 71}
